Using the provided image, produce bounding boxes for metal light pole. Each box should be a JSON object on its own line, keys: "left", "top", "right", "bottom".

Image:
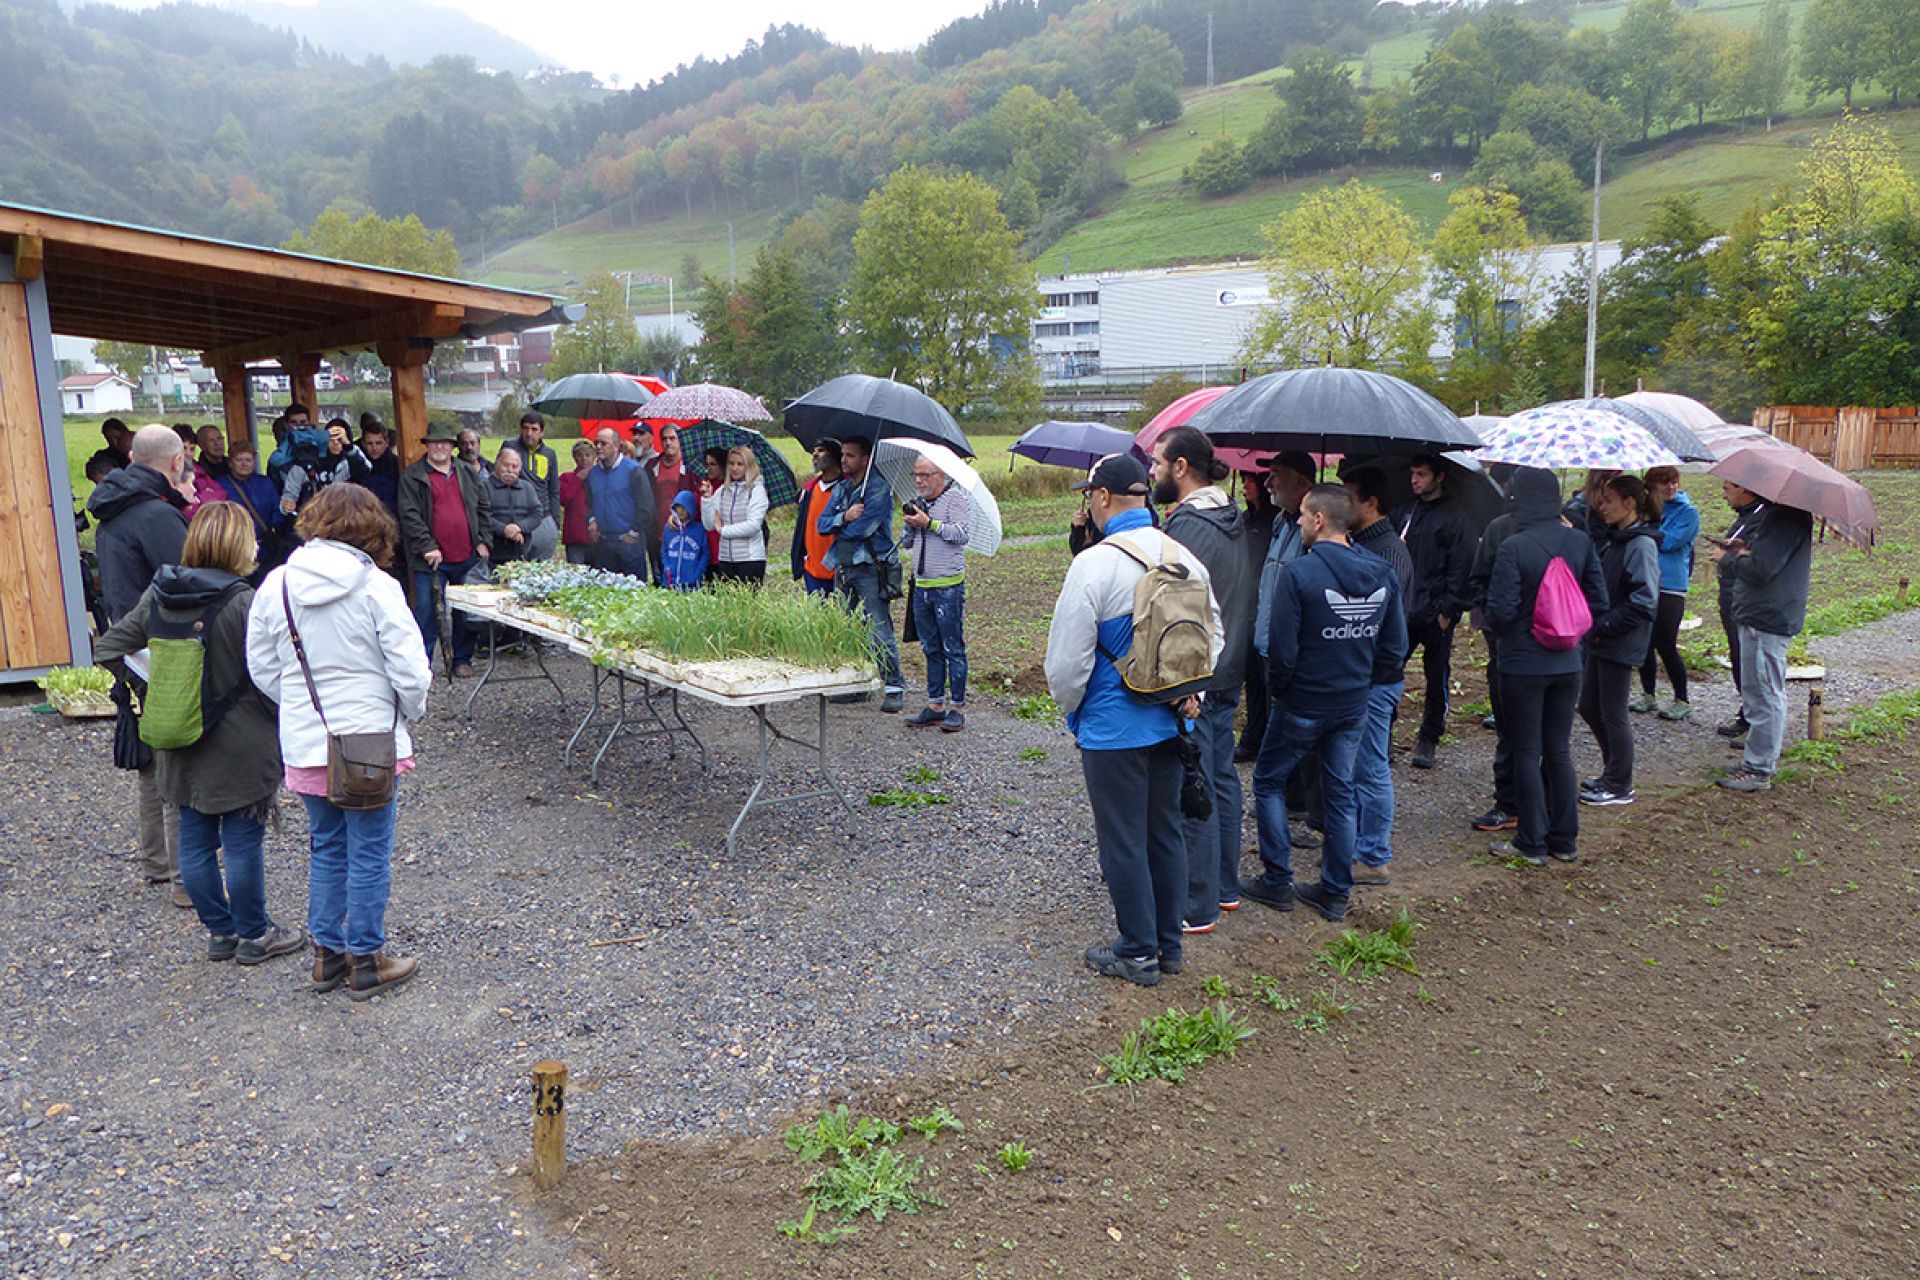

{"left": 1583, "top": 140, "right": 1603, "bottom": 399}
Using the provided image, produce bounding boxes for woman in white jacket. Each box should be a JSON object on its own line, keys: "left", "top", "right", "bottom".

{"left": 700, "top": 445, "right": 770, "bottom": 587}
{"left": 246, "top": 485, "right": 433, "bottom": 1002}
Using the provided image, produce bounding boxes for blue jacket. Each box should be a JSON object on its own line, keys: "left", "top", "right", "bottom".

{"left": 818, "top": 466, "right": 896, "bottom": 569}
{"left": 1654, "top": 489, "right": 1699, "bottom": 594}
{"left": 584, "top": 455, "right": 653, "bottom": 540}
{"left": 660, "top": 492, "right": 709, "bottom": 590}
{"left": 1253, "top": 508, "right": 1303, "bottom": 658}
{"left": 1268, "top": 540, "right": 1409, "bottom": 717}
{"left": 219, "top": 472, "right": 285, "bottom": 537}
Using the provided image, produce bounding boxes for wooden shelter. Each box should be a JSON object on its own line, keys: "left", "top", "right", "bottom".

{"left": 0, "top": 201, "right": 574, "bottom": 682}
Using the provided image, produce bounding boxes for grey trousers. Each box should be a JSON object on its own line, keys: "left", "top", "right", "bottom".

{"left": 1737, "top": 626, "right": 1790, "bottom": 775}
{"left": 135, "top": 764, "right": 181, "bottom": 884}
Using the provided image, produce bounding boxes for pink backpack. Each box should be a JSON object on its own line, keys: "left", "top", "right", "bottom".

{"left": 1531, "top": 547, "right": 1592, "bottom": 650}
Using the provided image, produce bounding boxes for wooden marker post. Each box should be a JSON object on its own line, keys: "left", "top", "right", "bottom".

{"left": 1807, "top": 683, "right": 1825, "bottom": 741}
{"left": 531, "top": 1060, "right": 568, "bottom": 1190}
{"left": 1899, "top": 577, "right": 1910, "bottom": 608}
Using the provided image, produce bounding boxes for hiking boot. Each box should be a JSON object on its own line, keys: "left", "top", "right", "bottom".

{"left": 879, "top": 689, "right": 904, "bottom": 714}
{"left": 236, "top": 925, "right": 306, "bottom": 966}
{"left": 207, "top": 934, "right": 239, "bottom": 963}
{"left": 1580, "top": 777, "right": 1603, "bottom": 794}
{"left": 904, "top": 705, "right": 945, "bottom": 727}
{"left": 1471, "top": 807, "right": 1517, "bottom": 832}
{"left": 1409, "top": 738, "right": 1437, "bottom": 769}
{"left": 1489, "top": 839, "right": 1547, "bottom": 868}
{"left": 1716, "top": 716, "right": 1749, "bottom": 738}
{"left": 1718, "top": 768, "right": 1772, "bottom": 793}
{"left": 1083, "top": 943, "right": 1159, "bottom": 987}
{"left": 1629, "top": 693, "right": 1657, "bottom": 714}
{"left": 1181, "top": 918, "right": 1217, "bottom": 935}
{"left": 1290, "top": 821, "right": 1323, "bottom": 849}
{"left": 1549, "top": 849, "right": 1579, "bottom": 864}
{"left": 312, "top": 945, "right": 350, "bottom": 993}
{"left": 348, "top": 950, "right": 419, "bottom": 1001}
{"left": 1240, "top": 878, "right": 1295, "bottom": 912}
{"left": 1580, "top": 786, "right": 1636, "bottom": 807}
{"left": 170, "top": 887, "right": 193, "bottom": 910}
{"left": 1158, "top": 952, "right": 1184, "bottom": 976}
{"left": 1293, "top": 881, "right": 1349, "bottom": 922}
{"left": 1352, "top": 864, "right": 1391, "bottom": 886}
{"left": 451, "top": 664, "right": 475, "bottom": 679}
{"left": 941, "top": 708, "right": 966, "bottom": 733}
{"left": 1657, "top": 699, "right": 1692, "bottom": 721}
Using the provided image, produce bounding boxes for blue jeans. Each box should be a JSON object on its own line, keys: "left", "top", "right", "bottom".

{"left": 1251, "top": 703, "right": 1365, "bottom": 898}
{"left": 1354, "top": 682, "right": 1402, "bottom": 867}
{"left": 835, "top": 562, "right": 904, "bottom": 690}
{"left": 802, "top": 572, "right": 836, "bottom": 598}
{"left": 411, "top": 556, "right": 480, "bottom": 666}
{"left": 301, "top": 793, "right": 398, "bottom": 955}
{"left": 178, "top": 805, "right": 270, "bottom": 940}
{"left": 912, "top": 583, "right": 968, "bottom": 704}
{"left": 1183, "top": 691, "right": 1243, "bottom": 925}
{"left": 592, "top": 534, "right": 651, "bottom": 582}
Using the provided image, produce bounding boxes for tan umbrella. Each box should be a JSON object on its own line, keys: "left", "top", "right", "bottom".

{"left": 1710, "top": 443, "right": 1880, "bottom": 548}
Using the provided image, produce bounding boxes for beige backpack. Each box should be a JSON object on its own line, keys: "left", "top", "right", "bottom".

{"left": 1096, "top": 533, "right": 1215, "bottom": 702}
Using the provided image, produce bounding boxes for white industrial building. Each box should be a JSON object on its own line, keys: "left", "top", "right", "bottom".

{"left": 1031, "top": 239, "right": 1624, "bottom": 386}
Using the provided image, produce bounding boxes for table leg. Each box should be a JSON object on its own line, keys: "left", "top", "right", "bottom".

{"left": 564, "top": 663, "right": 606, "bottom": 768}
{"left": 590, "top": 671, "right": 631, "bottom": 785}
{"left": 464, "top": 617, "right": 501, "bottom": 718}
{"left": 724, "top": 694, "right": 860, "bottom": 854}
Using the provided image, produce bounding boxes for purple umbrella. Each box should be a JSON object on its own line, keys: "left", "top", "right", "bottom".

{"left": 1010, "top": 420, "right": 1137, "bottom": 471}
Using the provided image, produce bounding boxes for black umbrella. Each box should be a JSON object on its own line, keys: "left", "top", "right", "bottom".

{"left": 533, "top": 372, "right": 656, "bottom": 419}
{"left": 1188, "top": 367, "right": 1485, "bottom": 455}
{"left": 784, "top": 374, "right": 975, "bottom": 459}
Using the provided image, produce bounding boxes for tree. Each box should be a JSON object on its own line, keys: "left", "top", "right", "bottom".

{"left": 546, "top": 271, "right": 640, "bottom": 377}
{"left": 1431, "top": 185, "right": 1538, "bottom": 364}
{"left": 1864, "top": 0, "right": 1920, "bottom": 108}
{"left": 1243, "top": 181, "right": 1436, "bottom": 372}
{"left": 92, "top": 341, "right": 155, "bottom": 386}
{"left": 282, "top": 201, "right": 461, "bottom": 275}
{"left": 1125, "top": 373, "right": 1199, "bottom": 429}
{"left": 1187, "top": 137, "right": 1251, "bottom": 197}
{"left": 1410, "top": 26, "right": 1503, "bottom": 151}
{"left": 1801, "top": 0, "right": 1875, "bottom": 108}
{"left": 1499, "top": 84, "right": 1628, "bottom": 174}
{"left": 847, "top": 167, "right": 1039, "bottom": 417}
{"left": 1746, "top": 0, "right": 1795, "bottom": 127}
{"left": 1466, "top": 131, "right": 1589, "bottom": 240}
{"left": 1276, "top": 48, "right": 1363, "bottom": 170}
{"left": 521, "top": 153, "right": 564, "bottom": 231}
{"left": 635, "top": 327, "right": 689, "bottom": 382}
{"left": 739, "top": 246, "right": 847, "bottom": 405}
{"left": 1670, "top": 18, "right": 1730, "bottom": 127}
{"left": 1615, "top": 0, "right": 1683, "bottom": 139}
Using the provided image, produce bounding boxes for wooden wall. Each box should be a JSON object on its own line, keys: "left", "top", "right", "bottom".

{"left": 0, "top": 281, "right": 73, "bottom": 670}
{"left": 1755, "top": 405, "right": 1920, "bottom": 470}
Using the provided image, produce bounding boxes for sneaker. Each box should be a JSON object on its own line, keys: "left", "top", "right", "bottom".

{"left": 904, "top": 705, "right": 945, "bottom": 727}
{"left": 1579, "top": 777, "right": 1602, "bottom": 793}
{"left": 1083, "top": 943, "right": 1160, "bottom": 987}
{"left": 1716, "top": 717, "right": 1749, "bottom": 738}
{"left": 1294, "top": 881, "right": 1349, "bottom": 922}
{"left": 1240, "top": 878, "right": 1295, "bottom": 912}
{"left": 1489, "top": 839, "right": 1547, "bottom": 868}
{"left": 1159, "top": 953, "right": 1184, "bottom": 976}
{"left": 940, "top": 708, "right": 966, "bottom": 733}
{"left": 1290, "top": 821, "right": 1323, "bottom": 850}
{"left": 1218, "top": 896, "right": 1241, "bottom": 912}
{"left": 1718, "top": 768, "right": 1773, "bottom": 793}
{"left": 1409, "top": 738, "right": 1437, "bottom": 769}
{"left": 236, "top": 924, "right": 307, "bottom": 966}
{"left": 1181, "top": 918, "right": 1217, "bottom": 935}
{"left": 1657, "top": 699, "right": 1692, "bottom": 721}
{"left": 1580, "top": 786, "right": 1636, "bottom": 807}
{"left": 1352, "top": 864, "right": 1391, "bottom": 886}
{"left": 1481, "top": 713, "right": 1498, "bottom": 730}
{"left": 1549, "top": 849, "right": 1579, "bottom": 863}
{"left": 1471, "top": 807, "right": 1517, "bottom": 832}
{"left": 1727, "top": 734, "right": 1747, "bottom": 750}
{"left": 879, "top": 689, "right": 904, "bottom": 714}
{"left": 1629, "top": 694, "right": 1657, "bottom": 714}
{"left": 207, "top": 934, "right": 239, "bottom": 962}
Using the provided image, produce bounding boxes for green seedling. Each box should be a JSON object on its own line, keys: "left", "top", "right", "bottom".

{"left": 1096, "top": 1004, "right": 1255, "bottom": 1088}
{"left": 1251, "top": 975, "right": 1298, "bottom": 1011}
{"left": 1314, "top": 909, "right": 1419, "bottom": 980}
{"left": 1013, "top": 693, "right": 1062, "bottom": 724}
{"left": 804, "top": 1146, "right": 941, "bottom": 1224}
{"left": 997, "top": 1142, "right": 1034, "bottom": 1172}
{"left": 1016, "top": 746, "right": 1049, "bottom": 762}
{"left": 1291, "top": 990, "right": 1360, "bottom": 1034}
{"left": 868, "top": 788, "right": 952, "bottom": 809}
{"left": 1202, "top": 975, "right": 1234, "bottom": 999}
{"left": 35, "top": 666, "right": 113, "bottom": 697}
{"left": 904, "top": 764, "right": 941, "bottom": 784}
{"left": 904, "top": 1105, "right": 964, "bottom": 1141}
{"left": 776, "top": 1202, "right": 858, "bottom": 1245}
{"left": 783, "top": 1106, "right": 900, "bottom": 1162}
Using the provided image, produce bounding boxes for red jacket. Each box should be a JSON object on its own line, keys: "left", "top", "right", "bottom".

{"left": 559, "top": 469, "right": 593, "bottom": 547}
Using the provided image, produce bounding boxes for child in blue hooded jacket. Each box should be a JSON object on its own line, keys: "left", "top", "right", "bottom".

{"left": 659, "top": 490, "right": 709, "bottom": 590}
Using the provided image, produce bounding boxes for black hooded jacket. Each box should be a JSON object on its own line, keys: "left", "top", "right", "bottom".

{"left": 1590, "top": 519, "right": 1660, "bottom": 666}
{"left": 1401, "top": 490, "right": 1476, "bottom": 626}
{"left": 86, "top": 463, "right": 188, "bottom": 624}
{"left": 1163, "top": 488, "right": 1253, "bottom": 693}
{"left": 1485, "top": 468, "right": 1610, "bottom": 678}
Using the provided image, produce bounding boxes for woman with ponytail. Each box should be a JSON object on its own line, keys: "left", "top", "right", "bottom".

{"left": 1578, "top": 474, "right": 1661, "bottom": 807}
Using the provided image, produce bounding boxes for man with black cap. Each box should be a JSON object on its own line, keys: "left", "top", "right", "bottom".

{"left": 1046, "top": 454, "right": 1222, "bottom": 988}
{"left": 398, "top": 419, "right": 492, "bottom": 676}
{"left": 1401, "top": 455, "right": 1478, "bottom": 768}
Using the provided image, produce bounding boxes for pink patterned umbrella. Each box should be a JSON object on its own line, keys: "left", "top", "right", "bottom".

{"left": 638, "top": 382, "right": 772, "bottom": 424}
{"left": 1135, "top": 386, "right": 1277, "bottom": 474}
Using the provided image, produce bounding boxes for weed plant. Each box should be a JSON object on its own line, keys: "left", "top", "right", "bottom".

{"left": 1013, "top": 692, "right": 1062, "bottom": 723}
{"left": 1315, "top": 910, "right": 1420, "bottom": 980}
{"left": 997, "top": 1142, "right": 1035, "bottom": 1172}
{"left": 804, "top": 1146, "right": 941, "bottom": 1224}
{"left": 868, "top": 788, "right": 952, "bottom": 809}
{"left": 1096, "top": 1004, "right": 1255, "bottom": 1088}
{"left": 1837, "top": 688, "right": 1920, "bottom": 742}
{"left": 904, "top": 1105, "right": 964, "bottom": 1140}
{"left": 784, "top": 1106, "right": 900, "bottom": 1162}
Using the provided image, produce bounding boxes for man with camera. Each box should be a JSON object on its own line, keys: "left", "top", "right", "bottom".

{"left": 817, "top": 436, "right": 905, "bottom": 713}
{"left": 900, "top": 458, "right": 971, "bottom": 731}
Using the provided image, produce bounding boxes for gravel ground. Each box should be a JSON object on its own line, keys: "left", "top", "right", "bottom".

{"left": 3, "top": 606, "right": 1917, "bottom": 1278}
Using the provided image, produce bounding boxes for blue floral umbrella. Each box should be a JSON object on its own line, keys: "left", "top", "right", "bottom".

{"left": 1475, "top": 405, "right": 1681, "bottom": 471}
{"left": 674, "top": 420, "right": 799, "bottom": 508}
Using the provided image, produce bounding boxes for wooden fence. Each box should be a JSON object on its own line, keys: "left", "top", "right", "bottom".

{"left": 1755, "top": 405, "right": 1920, "bottom": 470}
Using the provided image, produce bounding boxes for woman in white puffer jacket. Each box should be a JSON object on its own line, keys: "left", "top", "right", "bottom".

{"left": 246, "top": 484, "right": 432, "bottom": 1002}
{"left": 701, "top": 445, "right": 770, "bottom": 586}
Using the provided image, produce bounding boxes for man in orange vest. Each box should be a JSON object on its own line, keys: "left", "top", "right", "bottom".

{"left": 791, "top": 438, "right": 842, "bottom": 597}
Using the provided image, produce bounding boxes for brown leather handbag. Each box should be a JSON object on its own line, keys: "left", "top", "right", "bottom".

{"left": 280, "top": 580, "right": 398, "bottom": 811}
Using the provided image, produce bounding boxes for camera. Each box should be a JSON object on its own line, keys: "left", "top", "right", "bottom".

{"left": 902, "top": 495, "right": 931, "bottom": 517}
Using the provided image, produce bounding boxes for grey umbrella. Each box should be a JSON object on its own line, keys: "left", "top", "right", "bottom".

{"left": 1187, "top": 367, "right": 1486, "bottom": 455}
{"left": 1554, "top": 397, "right": 1714, "bottom": 462}
{"left": 532, "top": 372, "right": 656, "bottom": 419}
{"left": 784, "top": 374, "right": 975, "bottom": 458}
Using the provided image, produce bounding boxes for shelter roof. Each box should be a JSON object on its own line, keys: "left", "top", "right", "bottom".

{"left": 0, "top": 202, "right": 572, "bottom": 367}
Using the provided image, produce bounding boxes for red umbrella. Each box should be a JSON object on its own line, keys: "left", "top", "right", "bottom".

{"left": 1135, "top": 387, "right": 1276, "bottom": 474}
{"left": 1710, "top": 442, "right": 1880, "bottom": 548}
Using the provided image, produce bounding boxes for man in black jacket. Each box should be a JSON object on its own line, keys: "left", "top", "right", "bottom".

{"left": 1401, "top": 455, "right": 1477, "bottom": 768}
{"left": 1714, "top": 484, "right": 1813, "bottom": 792}
{"left": 1151, "top": 426, "right": 1254, "bottom": 930}
{"left": 1343, "top": 466, "right": 1413, "bottom": 882}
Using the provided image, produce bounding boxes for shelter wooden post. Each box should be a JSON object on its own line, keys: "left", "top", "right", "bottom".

{"left": 530, "top": 1060, "right": 567, "bottom": 1190}
{"left": 0, "top": 280, "right": 73, "bottom": 669}
{"left": 286, "top": 353, "right": 322, "bottom": 416}
{"left": 380, "top": 338, "right": 433, "bottom": 468}
{"left": 217, "top": 363, "right": 253, "bottom": 453}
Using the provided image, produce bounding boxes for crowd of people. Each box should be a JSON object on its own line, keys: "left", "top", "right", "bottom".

{"left": 1046, "top": 430, "right": 1815, "bottom": 987}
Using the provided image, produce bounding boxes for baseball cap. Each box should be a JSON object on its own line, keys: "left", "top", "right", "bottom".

{"left": 1072, "top": 452, "right": 1151, "bottom": 496}
{"left": 1263, "top": 450, "right": 1317, "bottom": 483}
